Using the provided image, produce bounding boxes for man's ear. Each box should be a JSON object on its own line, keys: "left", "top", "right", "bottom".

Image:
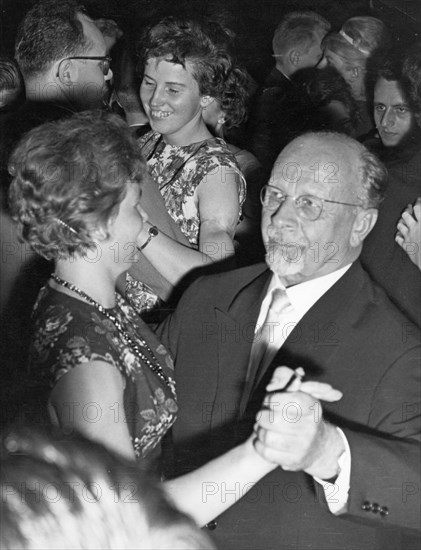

{"left": 200, "top": 95, "right": 215, "bottom": 108}
{"left": 350, "top": 208, "right": 378, "bottom": 247}
{"left": 288, "top": 49, "right": 301, "bottom": 68}
{"left": 56, "top": 59, "right": 75, "bottom": 85}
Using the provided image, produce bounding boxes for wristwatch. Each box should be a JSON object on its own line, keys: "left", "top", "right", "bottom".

{"left": 138, "top": 225, "right": 158, "bottom": 251}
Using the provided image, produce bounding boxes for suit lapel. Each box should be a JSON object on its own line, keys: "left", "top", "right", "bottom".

{"left": 211, "top": 265, "right": 271, "bottom": 423}
{"left": 253, "top": 262, "right": 368, "bottom": 391}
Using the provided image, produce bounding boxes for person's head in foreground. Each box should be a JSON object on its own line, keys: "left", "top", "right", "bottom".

{"left": 8, "top": 111, "right": 148, "bottom": 275}
{"left": 0, "top": 426, "right": 213, "bottom": 549}
{"left": 261, "top": 132, "right": 387, "bottom": 286}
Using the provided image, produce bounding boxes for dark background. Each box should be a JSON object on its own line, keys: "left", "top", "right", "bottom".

{"left": 1, "top": 0, "right": 420, "bottom": 84}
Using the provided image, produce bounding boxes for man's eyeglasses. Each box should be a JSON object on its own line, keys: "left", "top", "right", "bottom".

{"left": 260, "top": 184, "right": 363, "bottom": 222}
{"left": 56, "top": 56, "right": 112, "bottom": 77}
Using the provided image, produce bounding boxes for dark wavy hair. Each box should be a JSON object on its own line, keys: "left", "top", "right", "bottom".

{"left": 8, "top": 111, "right": 147, "bottom": 261}
{"left": 15, "top": 0, "right": 90, "bottom": 78}
{"left": 217, "top": 65, "right": 252, "bottom": 128}
{"left": 137, "top": 16, "right": 240, "bottom": 103}
{"left": 291, "top": 66, "right": 360, "bottom": 130}
{"left": 402, "top": 42, "right": 421, "bottom": 116}
{"left": 0, "top": 427, "right": 213, "bottom": 549}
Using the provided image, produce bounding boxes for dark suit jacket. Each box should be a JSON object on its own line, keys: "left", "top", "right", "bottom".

{"left": 158, "top": 261, "right": 421, "bottom": 550}
{"left": 361, "top": 140, "right": 421, "bottom": 327}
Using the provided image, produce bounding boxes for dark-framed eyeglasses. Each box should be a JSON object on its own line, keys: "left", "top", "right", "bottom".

{"left": 260, "top": 184, "right": 363, "bottom": 222}
{"left": 56, "top": 56, "right": 112, "bottom": 77}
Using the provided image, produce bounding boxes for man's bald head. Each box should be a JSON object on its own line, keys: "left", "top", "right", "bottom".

{"left": 273, "top": 132, "right": 385, "bottom": 210}
{"left": 262, "top": 132, "right": 387, "bottom": 286}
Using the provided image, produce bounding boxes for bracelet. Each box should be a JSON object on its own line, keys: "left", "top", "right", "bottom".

{"left": 138, "top": 225, "right": 158, "bottom": 251}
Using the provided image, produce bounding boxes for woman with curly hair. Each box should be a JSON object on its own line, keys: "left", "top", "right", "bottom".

{"left": 125, "top": 17, "right": 246, "bottom": 315}
{"left": 8, "top": 110, "right": 279, "bottom": 527}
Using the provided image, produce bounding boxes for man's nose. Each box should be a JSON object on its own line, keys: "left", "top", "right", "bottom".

{"left": 381, "top": 107, "right": 395, "bottom": 128}
{"left": 271, "top": 195, "right": 298, "bottom": 223}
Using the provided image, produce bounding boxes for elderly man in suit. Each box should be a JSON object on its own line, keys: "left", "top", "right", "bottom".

{"left": 158, "top": 132, "right": 420, "bottom": 550}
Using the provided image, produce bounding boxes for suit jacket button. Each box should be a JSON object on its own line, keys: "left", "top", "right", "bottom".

{"left": 371, "top": 502, "right": 380, "bottom": 513}
{"left": 206, "top": 520, "right": 218, "bottom": 530}
{"left": 380, "top": 506, "right": 389, "bottom": 517}
{"left": 361, "top": 501, "right": 372, "bottom": 511}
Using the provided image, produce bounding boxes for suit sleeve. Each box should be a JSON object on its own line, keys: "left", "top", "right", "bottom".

{"left": 341, "top": 345, "right": 421, "bottom": 530}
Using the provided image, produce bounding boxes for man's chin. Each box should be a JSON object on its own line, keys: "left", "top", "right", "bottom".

{"left": 265, "top": 251, "right": 304, "bottom": 279}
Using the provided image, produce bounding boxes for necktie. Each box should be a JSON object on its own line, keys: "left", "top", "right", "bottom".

{"left": 253, "top": 287, "right": 293, "bottom": 374}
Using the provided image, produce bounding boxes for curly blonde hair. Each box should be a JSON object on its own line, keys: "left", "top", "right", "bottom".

{"left": 8, "top": 111, "right": 147, "bottom": 260}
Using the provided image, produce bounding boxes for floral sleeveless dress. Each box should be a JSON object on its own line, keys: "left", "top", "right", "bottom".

{"left": 126, "top": 131, "right": 246, "bottom": 314}
{"left": 28, "top": 285, "right": 177, "bottom": 471}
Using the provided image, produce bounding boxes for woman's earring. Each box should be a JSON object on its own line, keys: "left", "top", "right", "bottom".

{"left": 202, "top": 96, "right": 212, "bottom": 110}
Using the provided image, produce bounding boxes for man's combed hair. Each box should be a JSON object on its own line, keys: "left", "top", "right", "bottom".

{"left": 8, "top": 111, "right": 147, "bottom": 260}
{"left": 137, "top": 16, "right": 240, "bottom": 101}
{"left": 272, "top": 11, "right": 331, "bottom": 56}
{"left": 15, "top": 0, "right": 89, "bottom": 78}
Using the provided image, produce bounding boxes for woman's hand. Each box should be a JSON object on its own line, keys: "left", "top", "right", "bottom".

{"left": 396, "top": 198, "right": 421, "bottom": 270}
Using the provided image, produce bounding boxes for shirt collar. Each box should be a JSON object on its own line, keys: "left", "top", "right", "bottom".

{"left": 267, "top": 264, "right": 353, "bottom": 317}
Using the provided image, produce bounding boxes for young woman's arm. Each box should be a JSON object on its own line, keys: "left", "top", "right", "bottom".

{"left": 138, "top": 166, "right": 241, "bottom": 284}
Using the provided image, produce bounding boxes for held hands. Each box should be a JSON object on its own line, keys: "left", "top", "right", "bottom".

{"left": 395, "top": 198, "right": 421, "bottom": 270}
{"left": 254, "top": 367, "right": 345, "bottom": 479}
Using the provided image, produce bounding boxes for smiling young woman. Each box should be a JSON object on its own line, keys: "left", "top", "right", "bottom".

{"left": 124, "top": 17, "right": 246, "bottom": 317}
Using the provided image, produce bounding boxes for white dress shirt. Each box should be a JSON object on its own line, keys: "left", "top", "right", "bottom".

{"left": 251, "top": 264, "right": 353, "bottom": 514}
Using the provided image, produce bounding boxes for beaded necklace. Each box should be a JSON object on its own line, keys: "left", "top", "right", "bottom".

{"left": 50, "top": 274, "right": 176, "bottom": 397}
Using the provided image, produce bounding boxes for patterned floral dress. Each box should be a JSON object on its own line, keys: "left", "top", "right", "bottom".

{"left": 126, "top": 131, "right": 246, "bottom": 314}
{"left": 28, "top": 285, "right": 177, "bottom": 471}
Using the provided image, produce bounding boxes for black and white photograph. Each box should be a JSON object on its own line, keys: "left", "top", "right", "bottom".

{"left": 1, "top": 1, "right": 420, "bottom": 548}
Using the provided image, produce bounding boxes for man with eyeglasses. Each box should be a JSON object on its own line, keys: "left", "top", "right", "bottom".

{"left": 1, "top": 0, "right": 113, "bottom": 190}
{"left": 158, "top": 132, "right": 421, "bottom": 549}
{"left": 15, "top": 0, "right": 112, "bottom": 113}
